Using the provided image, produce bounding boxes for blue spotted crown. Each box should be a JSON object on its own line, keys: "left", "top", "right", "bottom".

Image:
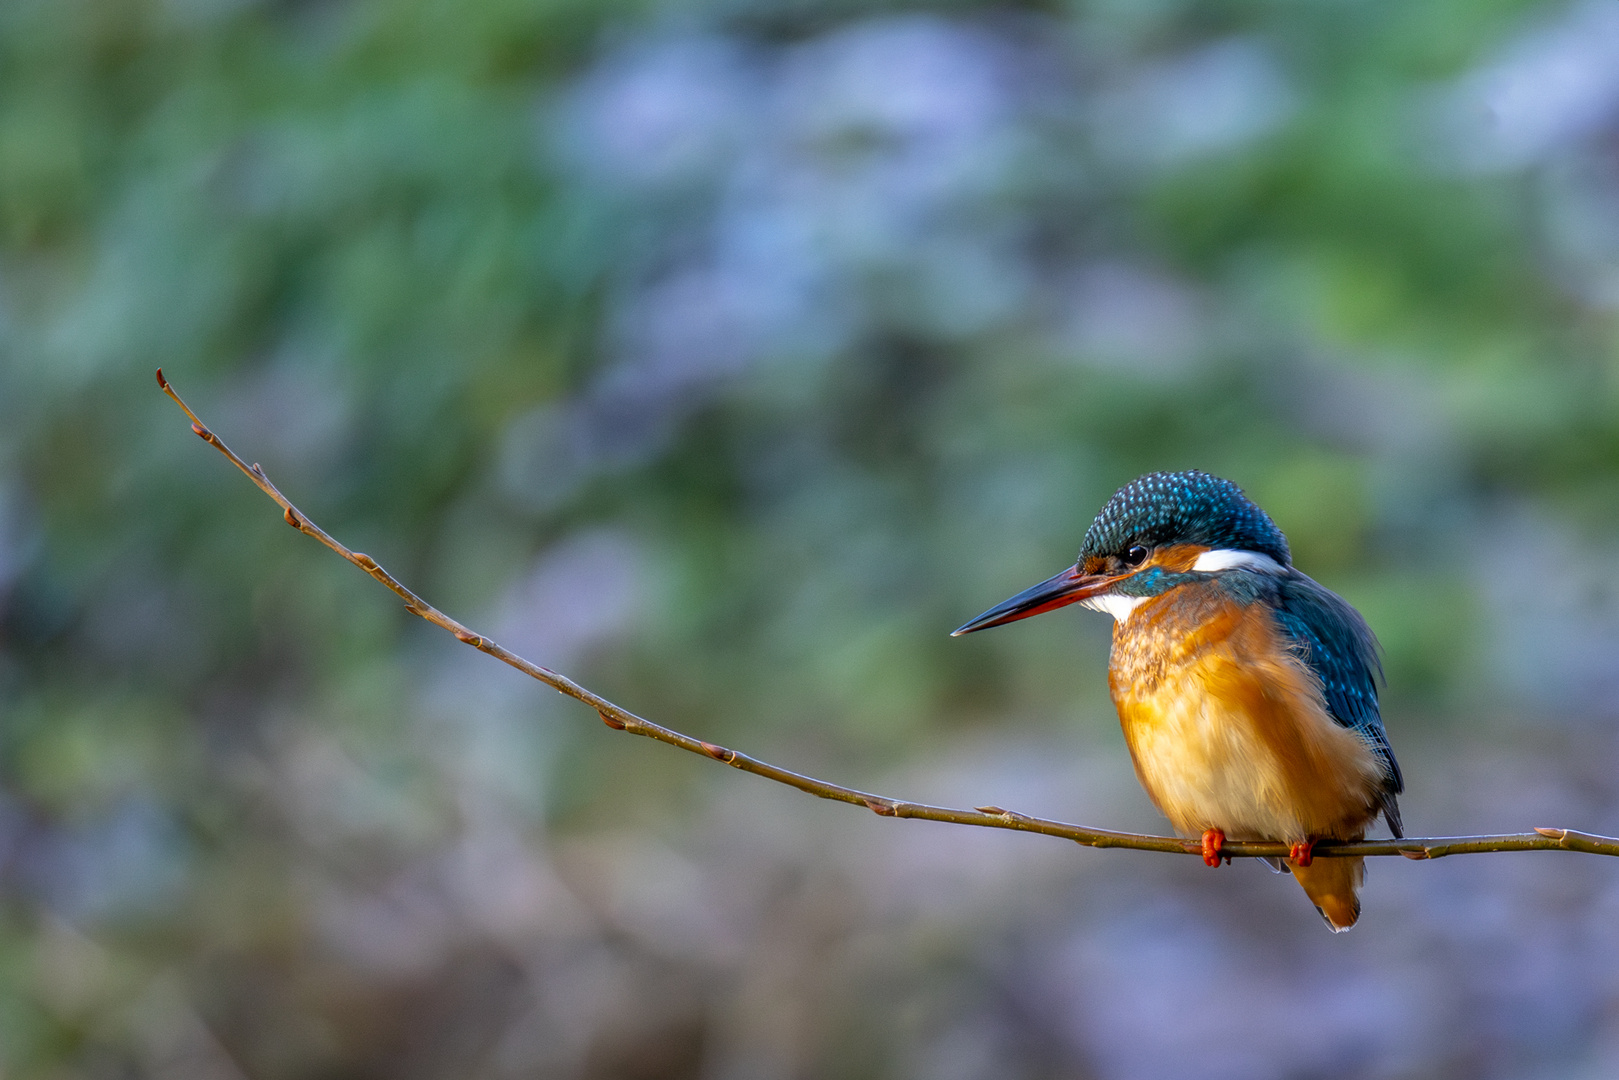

{"left": 1080, "top": 471, "right": 1291, "bottom": 565}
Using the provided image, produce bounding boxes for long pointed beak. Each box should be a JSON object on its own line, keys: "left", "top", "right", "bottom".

{"left": 951, "top": 564, "right": 1120, "bottom": 636}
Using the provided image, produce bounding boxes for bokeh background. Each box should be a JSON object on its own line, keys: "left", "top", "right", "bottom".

{"left": 4, "top": 0, "right": 1619, "bottom": 1076}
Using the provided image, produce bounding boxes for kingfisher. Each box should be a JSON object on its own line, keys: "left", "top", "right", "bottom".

{"left": 952, "top": 470, "right": 1402, "bottom": 931}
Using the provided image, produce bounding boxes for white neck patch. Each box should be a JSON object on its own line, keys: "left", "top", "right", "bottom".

{"left": 1081, "top": 593, "right": 1147, "bottom": 624}
{"left": 1190, "top": 549, "right": 1285, "bottom": 574}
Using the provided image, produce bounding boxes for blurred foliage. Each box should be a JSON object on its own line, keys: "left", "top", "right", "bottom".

{"left": 4, "top": 0, "right": 1619, "bottom": 1076}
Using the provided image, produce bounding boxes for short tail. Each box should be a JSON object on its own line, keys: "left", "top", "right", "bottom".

{"left": 1289, "top": 855, "right": 1364, "bottom": 932}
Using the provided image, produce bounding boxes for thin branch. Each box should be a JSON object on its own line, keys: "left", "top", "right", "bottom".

{"left": 157, "top": 369, "right": 1619, "bottom": 862}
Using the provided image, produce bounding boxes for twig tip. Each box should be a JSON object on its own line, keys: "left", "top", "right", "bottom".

{"left": 155, "top": 368, "right": 168, "bottom": 389}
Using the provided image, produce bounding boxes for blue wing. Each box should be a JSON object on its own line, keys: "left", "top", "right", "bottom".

{"left": 1269, "top": 572, "right": 1404, "bottom": 836}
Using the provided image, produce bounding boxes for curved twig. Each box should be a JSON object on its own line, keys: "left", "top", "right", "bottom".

{"left": 157, "top": 370, "right": 1619, "bottom": 862}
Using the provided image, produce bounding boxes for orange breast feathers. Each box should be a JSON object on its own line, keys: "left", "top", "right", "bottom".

{"left": 1108, "top": 588, "right": 1386, "bottom": 844}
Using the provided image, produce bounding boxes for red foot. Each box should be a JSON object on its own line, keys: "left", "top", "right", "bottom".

{"left": 1201, "top": 828, "right": 1226, "bottom": 867}
{"left": 1289, "top": 839, "right": 1315, "bottom": 868}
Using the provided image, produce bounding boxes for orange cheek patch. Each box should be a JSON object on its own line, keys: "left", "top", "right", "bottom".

{"left": 1147, "top": 544, "right": 1211, "bottom": 573}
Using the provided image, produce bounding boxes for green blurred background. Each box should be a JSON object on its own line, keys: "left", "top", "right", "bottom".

{"left": 4, "top": 0, "right": 1619, "bottom": 1076}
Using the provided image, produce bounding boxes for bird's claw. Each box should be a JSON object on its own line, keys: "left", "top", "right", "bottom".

{"left": 1289, "top": 839, "right": 1315, "bottom": 867}
{"left": 1201, "top": 828, "right": 1225, "bottom": 867}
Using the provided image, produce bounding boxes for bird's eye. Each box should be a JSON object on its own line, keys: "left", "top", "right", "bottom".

{"left": 1123, "top": 545, "right": 1149, "bottom": 567}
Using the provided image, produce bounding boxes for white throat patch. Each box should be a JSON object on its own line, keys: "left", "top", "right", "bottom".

{"left": 1190, "top": 549, "right": 1285, "bottom": 574}
{"left": 1081, "top": 593, "right": 1147, "bottom": 624}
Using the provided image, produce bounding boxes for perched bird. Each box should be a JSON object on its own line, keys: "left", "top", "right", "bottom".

{"left": 952, "top": 470, "right": 1402, "bottom": 931}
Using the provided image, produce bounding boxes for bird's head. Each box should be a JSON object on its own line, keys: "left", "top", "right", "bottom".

{"left": 951, "top": 470, "right": 1289, "bottom": 635}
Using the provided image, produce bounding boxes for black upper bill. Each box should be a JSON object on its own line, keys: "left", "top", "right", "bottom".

{"left": 950, "top": 564, "right": 1116, "bottom": 636}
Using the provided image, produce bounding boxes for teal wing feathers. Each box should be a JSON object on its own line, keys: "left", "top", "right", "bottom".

{"left": 1269, "top": 573, "right": 1404, "bottom": 837}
